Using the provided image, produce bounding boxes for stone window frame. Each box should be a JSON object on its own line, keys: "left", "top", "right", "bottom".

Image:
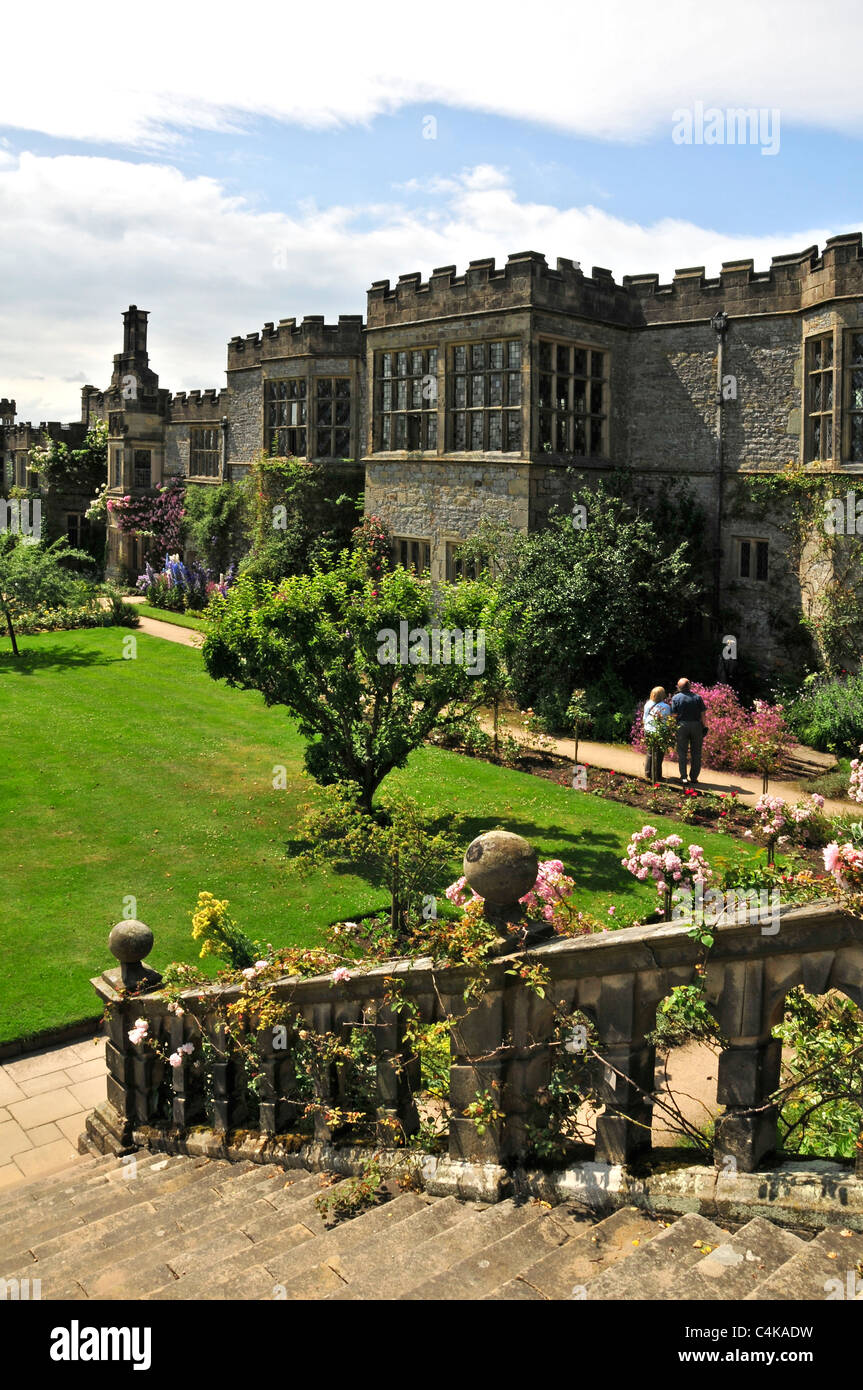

{"left": 66, "top": 511, "right": 86, "bottom": 548}
{"left": 188, "top": 425, "right": 221, "bottom": 479}
{"left": 375, "top": 349, "right": 439, "bottom": 453}
{"left": 735, "top": 537, "right": 769, "bottom": 583}
{"left": 445, "top": 540, "right": 483, "bottom": 582}
{"left": 265, "top": 377, "right": 308, "bottom": 458}
{"left": 843, "top": 329, "right": 863, "bottom": 465}
{"left": 133, "top": 449, "right": 152, "bottom": 489}
{"left": 313, "top": 377, "right": 352, "bottom": 460}
{"left": 108, "top": 446, "right": 123, "bottom": 489}
{"left": 449, "top": 338, "right": 523, "bottom": 453}
{"left": 804, "top": 332, "right": 835, "bottom": 463}
{"left": 393, "top": 535, "right": 431, "bottom": 575}
{"left": 536, "top": 338, "right": 608, "bottom": 458}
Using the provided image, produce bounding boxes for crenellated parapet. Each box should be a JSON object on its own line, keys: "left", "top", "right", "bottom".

{"left": 226, "top": 314, "right": 364, "bottom": 369}
{"left": 366, "top": 235, "right": 863, "bottom": 331}
{"left": 3, "top": 419, "right": 87, "bottom": 448}
{"left": 366, "top": 251, "right": 638, "bottom": 328}
{"left": 168, "top": 388, "right": 226, "bottom": 421}
{"left": 624, "top": 233, "right": 863, "bottom": 323}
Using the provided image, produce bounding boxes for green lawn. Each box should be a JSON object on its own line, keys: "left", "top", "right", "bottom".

{"left": 128, "top": 602, "right": 210, "bottom": 632}
{"left": 0, "top": 628, "right": 761, "bottom": 1046}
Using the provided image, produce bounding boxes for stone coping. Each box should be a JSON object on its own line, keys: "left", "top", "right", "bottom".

{"left": 92, "top": 898, "right": 855, "bottom": 1012}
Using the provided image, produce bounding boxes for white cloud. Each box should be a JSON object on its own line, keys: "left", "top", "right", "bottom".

{"left": 2, "top": 0, "right": 863, "bottom": 147}
{"left": 0, "top": 152, "right": 838, "bottom": 421}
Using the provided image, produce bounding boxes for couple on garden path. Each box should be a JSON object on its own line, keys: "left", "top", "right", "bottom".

{"left": 643, "top": 678, "right": 708, "bottom": 786}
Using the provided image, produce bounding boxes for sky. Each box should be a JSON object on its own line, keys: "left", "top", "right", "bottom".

{"left": 2, "top": 0, "right": 863, "bottom": 422}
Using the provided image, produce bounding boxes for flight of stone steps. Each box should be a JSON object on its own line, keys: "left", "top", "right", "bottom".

{"left": 2, "top": 1151, "right": 862, "bottom": 1301}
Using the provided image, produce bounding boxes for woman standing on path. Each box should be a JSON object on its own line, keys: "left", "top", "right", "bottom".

{"left": 643, "top": 685, "right": 672, "bottom": 783}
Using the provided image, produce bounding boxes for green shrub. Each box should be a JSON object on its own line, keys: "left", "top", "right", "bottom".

{"left": 145, "top": 576, "right": 185, "bottom": 612}
{"left": 784, "top": 672, "right": 863, "bottom": 755}
{"left": 583, "top": 672, "right": 638, "bottom": 743}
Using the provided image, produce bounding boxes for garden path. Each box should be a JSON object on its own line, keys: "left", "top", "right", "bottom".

{"left": 480, "top": 720, "right": 852, "bottom": 818}
{"left": 134, "top": 614, "right": 204, "bottom": 648}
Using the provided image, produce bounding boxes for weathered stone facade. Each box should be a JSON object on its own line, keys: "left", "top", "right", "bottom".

{"left": 7, "top": 233, "right": 863, "bottom": 666}
{"left": 0, "top": 408, "right": 101, "bottom": 557}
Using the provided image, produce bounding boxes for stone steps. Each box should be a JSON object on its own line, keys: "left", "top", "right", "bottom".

{"left": 2, "top": 1150, "right": 855, "bottom": 1301}
{"left": 744, "top": 1225, "right": 863, "bottom": 1300}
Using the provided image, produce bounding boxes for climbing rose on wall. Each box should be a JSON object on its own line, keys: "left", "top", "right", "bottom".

{"left": 110, "top": 479, "right": 186, "bottom": 564}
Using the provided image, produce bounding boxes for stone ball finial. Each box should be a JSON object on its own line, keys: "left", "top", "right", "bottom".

{"left": 107, "top": 920, "right": 161, "bottom": 994}
{"left": 463, "top": 830, "right": 538, "bottom": 907}
{"left": 109, "top": 920, "right": 154, "bottom": 965}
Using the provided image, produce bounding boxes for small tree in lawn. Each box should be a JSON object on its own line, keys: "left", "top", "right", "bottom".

{"left": 0, "top": 533, "right": 93, "bottom": 656}
{"left": 297, "top": 783, "right": 461, "bottom": 941}
{"left": 203, "top": 548, "right": 502, "bottom": 814}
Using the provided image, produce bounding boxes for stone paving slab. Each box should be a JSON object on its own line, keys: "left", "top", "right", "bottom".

{"left": 0, "top": 1037, "right": 102, "bottom": 1192}
{"left": 18, "top": 1070, "right": 75, "bottom": 1098}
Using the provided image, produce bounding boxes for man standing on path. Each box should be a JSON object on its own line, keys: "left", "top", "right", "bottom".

{"left": 670, "top": 678, "right": 707, "bottom": 785}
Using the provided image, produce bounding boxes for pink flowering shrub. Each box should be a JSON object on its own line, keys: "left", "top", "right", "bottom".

{"left": 446, "top": 858, "right": 576, "bottom": 930}
{"left": 110, "top": 479, "right": 186, "bottom": 563}
{"left": 630, "top": 684, "right": 791, "bottom": 774}
{"left": 849, "top": 746, "right": 863, "bottom": 804}
{"left": 823, "top": 841, "right": 863, "bottom": 897}
{"left": 747, "top": 792, "right": 828, "bottom": 864}
{"left": 621, "top": 826, "right": 712, "bottom": 918}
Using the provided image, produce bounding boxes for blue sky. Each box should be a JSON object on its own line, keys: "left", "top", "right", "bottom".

{"left": 14, "top": 106, "right": 857, "bottom": 242}
{"left": 1, "top": 0, "right": 862, "bottom": 421}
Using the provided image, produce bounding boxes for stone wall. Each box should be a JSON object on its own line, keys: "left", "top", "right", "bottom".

{"left": 224, "top": 370, "right": 261, "bottom": 466}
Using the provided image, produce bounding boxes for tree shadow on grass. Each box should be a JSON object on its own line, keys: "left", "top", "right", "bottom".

{"left": 285, "top": 810, "right": 631, "bottom": 900}
{"left": 438, "top": 814, "right": 631, "bottom": 894}
{"left": 0, "top": 644, "right": 121, "bottom": 677}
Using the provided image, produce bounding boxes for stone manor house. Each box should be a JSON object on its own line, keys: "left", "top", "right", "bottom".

{"left": 4, "top": 232, "right": 863, "bottom": 666}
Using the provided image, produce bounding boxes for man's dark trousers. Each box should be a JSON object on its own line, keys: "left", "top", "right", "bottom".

{"left": 676, "top": 721, "right": 704, "bottom": 782}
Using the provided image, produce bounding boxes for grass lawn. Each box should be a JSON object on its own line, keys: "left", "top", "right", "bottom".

{"left": 127, "top": 602, "right": 210, "bottom": 632}
{"left": 0, "top": 628, "right": 762, "bottom": 1046}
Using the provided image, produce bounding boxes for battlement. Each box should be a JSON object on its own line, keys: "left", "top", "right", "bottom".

{"left": 227, "top": 314, "right": 364, "bottom": 369}
{"left": 366, "top": 235, "right": 863, "bottom": 330}
{"left": 169, "top": 388, "right": 225, "bottom": 420}
{"left": 0, "top": 398, "right": 16, "bottom": 420}
{"left": 623, "top": 233, "right": 863, "bottom": 322}
{"left": 2, "top": 419, "right": 87, "bottom": 449}
{"left": 366, "top": 251, "right": 638, "bottom": 328}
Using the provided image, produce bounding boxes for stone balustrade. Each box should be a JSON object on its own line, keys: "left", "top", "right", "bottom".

{"left": 85, "top": 832, "right": 863, "bottom": 1182}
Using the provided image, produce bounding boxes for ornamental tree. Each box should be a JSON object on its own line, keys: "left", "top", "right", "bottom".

{"left": 297, "top": 783, "right": 461, "bottom": 939}
{"left": 749, "top": 792, "right": 826, "bottom": 866}
{"left": 0, "top": 533, "right": 93, "bottom": 656}
{"left": 203, "top": 550, "right": 502, "bottom": 813}
{"left": 622, "top": 826, "right": 713, "bottom": 921}
{"left": 498, "top": 490, "right": 699, "bottom": 729}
